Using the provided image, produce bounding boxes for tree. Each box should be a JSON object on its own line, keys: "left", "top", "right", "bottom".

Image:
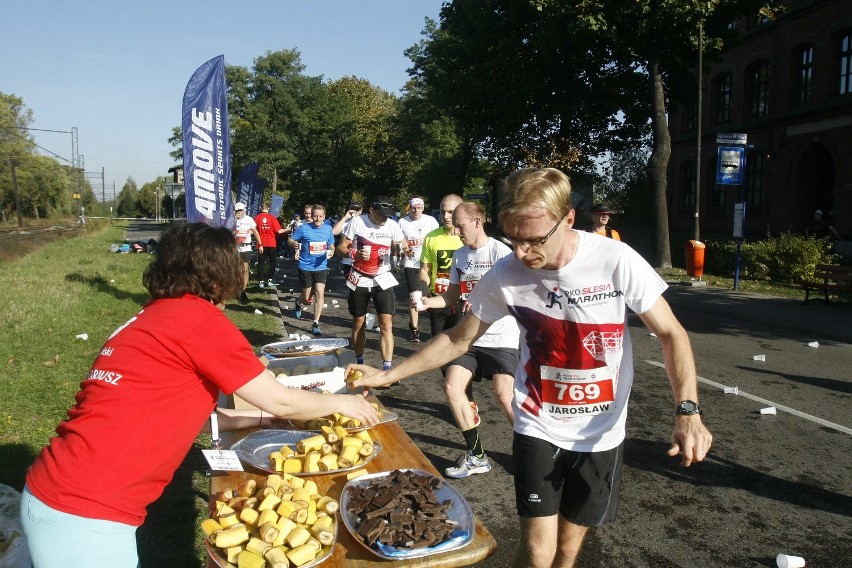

{"left": 1, "top": 92, "right": 36, "bottom": 220}
{"left": 138, "top": 180, "right": 159, "bottom": 218}
{"left": 407, "top": 0, "right": 780, "bottom": 267}
{"left": 116, "top": 177, "right": 140, "bottom": 217}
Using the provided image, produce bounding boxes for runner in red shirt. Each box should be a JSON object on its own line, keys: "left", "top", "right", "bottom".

{"left": 254, "top": 201, "right": 285, "bottom": 287}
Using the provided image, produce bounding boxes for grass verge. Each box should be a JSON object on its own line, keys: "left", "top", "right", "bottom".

{"left": 0, "top": 222, "right": 284, "bottom": 567}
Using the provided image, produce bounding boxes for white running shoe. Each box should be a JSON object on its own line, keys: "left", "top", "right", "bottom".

{"left": 445, "top": 452, "right": 491, "bottom": 479}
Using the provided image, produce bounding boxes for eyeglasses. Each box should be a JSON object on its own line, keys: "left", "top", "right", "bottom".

{"left": 505, "top": 215, "right": 566, "bottom": 250}
{"left": 372, "top": 202, "right": 394, "bottom": 210}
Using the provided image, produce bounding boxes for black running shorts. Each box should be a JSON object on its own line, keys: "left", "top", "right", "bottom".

{"left": 513, "top": 433, "right": 623, "bottom": 526}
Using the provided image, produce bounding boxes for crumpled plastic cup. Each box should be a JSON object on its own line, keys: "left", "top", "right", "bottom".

{"left": 760, "top": 406, "right": 777, "bottom": 415}
{"left": 807, "top": 341, "right": 819, "bottom": 348}
{"left": 776, "top": 553, "right": 805, "bottom": 568}
{"left": 254, "top": 309, "right": 262, "bottom": 315}
{"left": 75, "top": 333, "right": 88, "bottom": 341}
{"left": 753, "top": 354, "right": 766, "bottom": 361}
{"left": 724, "top": 386, "right": 739, "bottom": 395}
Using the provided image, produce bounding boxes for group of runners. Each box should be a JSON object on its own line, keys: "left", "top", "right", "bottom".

{"left": 228, "top": 170, "right": 712, "bottom": 567}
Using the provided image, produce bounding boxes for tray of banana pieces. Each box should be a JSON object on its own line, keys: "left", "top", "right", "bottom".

{"left": 232, "top": 429, "right": 382, "bottom": 476}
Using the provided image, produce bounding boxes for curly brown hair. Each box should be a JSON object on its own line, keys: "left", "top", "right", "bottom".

{"left": 142, "top": 223, "right": 243, "bottom": 304}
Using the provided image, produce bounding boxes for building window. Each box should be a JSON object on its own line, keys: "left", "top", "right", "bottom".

{"left": 715, "top": 74, "right": 732, "bottom": 124}
{"left": 797, "top": 45, "right": 813, "bottom": 105}
{"left": 745, "top": 154, "right": 765, "bottom": 209}
{"left": 681, "top": 162, "right": 696, "bottom": 209}
{"left": 684, "top": 102, "right": 697, "bottom": 133}
{"left": 840, "top": 32, "right": 852, "bottom": 95}
{"left": 747, "top": 62, "right": 770, "bottom": 118}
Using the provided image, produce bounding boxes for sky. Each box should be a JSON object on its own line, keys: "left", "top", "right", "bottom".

{"left": 1, "top": 0, "right": 446, "bottom": 194}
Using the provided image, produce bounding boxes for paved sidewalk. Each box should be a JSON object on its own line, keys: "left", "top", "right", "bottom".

{"left": 663, "top": 282, "right": 852, "bottom": 344}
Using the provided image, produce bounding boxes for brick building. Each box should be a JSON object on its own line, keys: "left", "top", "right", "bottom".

{"left": 668, "top": 0, "right": 852, "bottom": 240}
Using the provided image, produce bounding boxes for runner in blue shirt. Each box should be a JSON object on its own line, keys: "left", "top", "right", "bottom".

{"left": 288, "top": 204, "right": 335, "bottom": 335}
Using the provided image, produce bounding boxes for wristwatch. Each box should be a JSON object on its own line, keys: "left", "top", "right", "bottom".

{"left": 676, "top": 400, "right": 703, "bottom": 416}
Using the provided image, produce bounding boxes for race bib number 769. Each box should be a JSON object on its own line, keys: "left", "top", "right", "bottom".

{"left": 539, "top": 365, "right": 616, "bottom": 417}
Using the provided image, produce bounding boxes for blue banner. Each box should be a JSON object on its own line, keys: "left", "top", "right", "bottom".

{"left": 716, "top": 146, "right": 745, "bottom": 186}
{"left": 182, "top": 55, "right": 232, "bottom": 227}
{"left": 236, "top": 162, "right": 263, "bottom": 216}
{"left": 270, "top": 193, "right": 284, "bottom": 217}
{"left": 250, "top": 178, "right": 266, "bottom": 217}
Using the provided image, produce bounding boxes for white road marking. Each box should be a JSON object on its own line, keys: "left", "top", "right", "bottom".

{"left": 644, "top": 360, "right": 852, "bottom": 435}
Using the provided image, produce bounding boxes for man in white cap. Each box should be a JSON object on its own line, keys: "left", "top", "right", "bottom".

{"left": 398, "top": 196, "right": 438, "bottom": 342}
{"left": 233, "top": 202, "right": 262, "bottom": 302}
{"left": 337, "top": 195, "right": 410, "bottom": 371}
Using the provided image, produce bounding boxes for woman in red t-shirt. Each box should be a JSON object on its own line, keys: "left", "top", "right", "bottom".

{"left": 20, "top": 223, "right": 378, "bottom": 568}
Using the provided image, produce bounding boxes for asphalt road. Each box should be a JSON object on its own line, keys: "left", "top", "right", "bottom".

{"left": 128, "top": 222, "right": 851, "bottom": 566}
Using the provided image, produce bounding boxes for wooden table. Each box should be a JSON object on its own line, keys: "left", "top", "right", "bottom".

{"left": 208, "top": 418, "right": 497, "bottom": 567}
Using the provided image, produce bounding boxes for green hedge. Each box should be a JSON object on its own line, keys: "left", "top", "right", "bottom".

{"left": 704, "top": 233, "right": 839, "bottom": 284}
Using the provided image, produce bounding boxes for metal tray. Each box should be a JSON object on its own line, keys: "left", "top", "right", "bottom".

{"left": 206, "top": 517, "right": 336, "bottom": 568}
{"left": 290, "top": 409, "right": 399, "bottom": 433}
{"left": 261, "top": 338, "right": 348, "bottom": 357}
{"left": 231, "top": 429, "right": 381, "bottom": 475}
{"left": 340, "top": 469, "right": 474, "bottom": 560}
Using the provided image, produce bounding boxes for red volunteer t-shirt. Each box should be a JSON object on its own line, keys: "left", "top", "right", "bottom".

{"left": 25, "top": 295, "right": 265, "bottom": 525}
{"left": 254, "top": 212, "right": 283, "bottom": 248}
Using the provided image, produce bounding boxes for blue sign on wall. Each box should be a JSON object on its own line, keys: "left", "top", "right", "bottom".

{"left": 716, "top": 146, "right": 746, "bottom": 185}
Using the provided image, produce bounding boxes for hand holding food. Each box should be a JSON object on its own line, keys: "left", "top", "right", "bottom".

{"left": 345, "top": 365, "right": 393, "bottom": 391}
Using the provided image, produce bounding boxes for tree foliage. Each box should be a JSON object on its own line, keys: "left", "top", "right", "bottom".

{"left": 1, "top": 92, "right": 80, "bottom": 221}
{"left": 403, "top": 0, "right": 781, "bottom": 267}
{"left": 116, "top": 177, "right": 140, "bottom": 217}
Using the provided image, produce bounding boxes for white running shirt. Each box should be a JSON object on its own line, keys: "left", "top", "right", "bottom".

{"left": 398, "top": 214, "right": 439, "bottom": 269}
{"left": 467, "top": 230, "right": 666, "bottom": 452}
{"left": 449, "top": 238, "right": 520, "bottom": 349}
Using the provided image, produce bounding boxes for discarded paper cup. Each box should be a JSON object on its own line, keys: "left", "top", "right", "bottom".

{"left": 724, "top": 386, "right": 739, "bottom": 395}
{"left": 75, "top": 333, "right": 89, "bottom": 341}
{"left": 323, "top": 304, "right": 328, "bottom": 308}
{"left": 410, "top": 290, "right": 424, "bottom": 311}
{"left": 807, "top": 341, "right": 819, "bottom": 348}
{"left": 753, "top": 354, "right": 766, "bottom": 361}
{"left": 760, "top": 406, "right": 777, "bottom": 415}
{"left": 365, "top": 313, "right": 376, "bottom": 329}
{"left": 254, "top": 309, "right": 262, "bottom": 315}
{"left": 776, "top": 553, "right": 805, "bottom": 568}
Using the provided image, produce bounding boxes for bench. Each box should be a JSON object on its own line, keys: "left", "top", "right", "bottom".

{"left": 801, "top": 264, "right": 852, "bottom": 304}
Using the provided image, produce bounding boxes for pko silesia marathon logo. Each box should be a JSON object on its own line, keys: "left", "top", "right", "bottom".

{"left": 545, "top": 283, "right": 623, "bottom": 309}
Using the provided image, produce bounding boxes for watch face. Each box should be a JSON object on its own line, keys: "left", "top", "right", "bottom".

{"left": 678, "top": 401, "right": 701, "bottom": 414}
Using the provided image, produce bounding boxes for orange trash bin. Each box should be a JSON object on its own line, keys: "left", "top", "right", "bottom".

{"left": 685, "top": 240, "right": 705, "bottom": 278}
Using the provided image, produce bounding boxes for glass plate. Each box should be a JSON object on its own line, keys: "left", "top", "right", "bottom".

{"left": 231, "top": 429, "right": 381, "bottom": 475}
{"left": 205, "top": 516, "right": 336, "bottom": 568}
{"left": 261, "top": 338, "right": 348, "bottom": 357}
{"left": 339, "top": 469, "right": 474, "bottom": 559}
{"left": 290, "top": 409, "right": 399, "bottom": 433}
